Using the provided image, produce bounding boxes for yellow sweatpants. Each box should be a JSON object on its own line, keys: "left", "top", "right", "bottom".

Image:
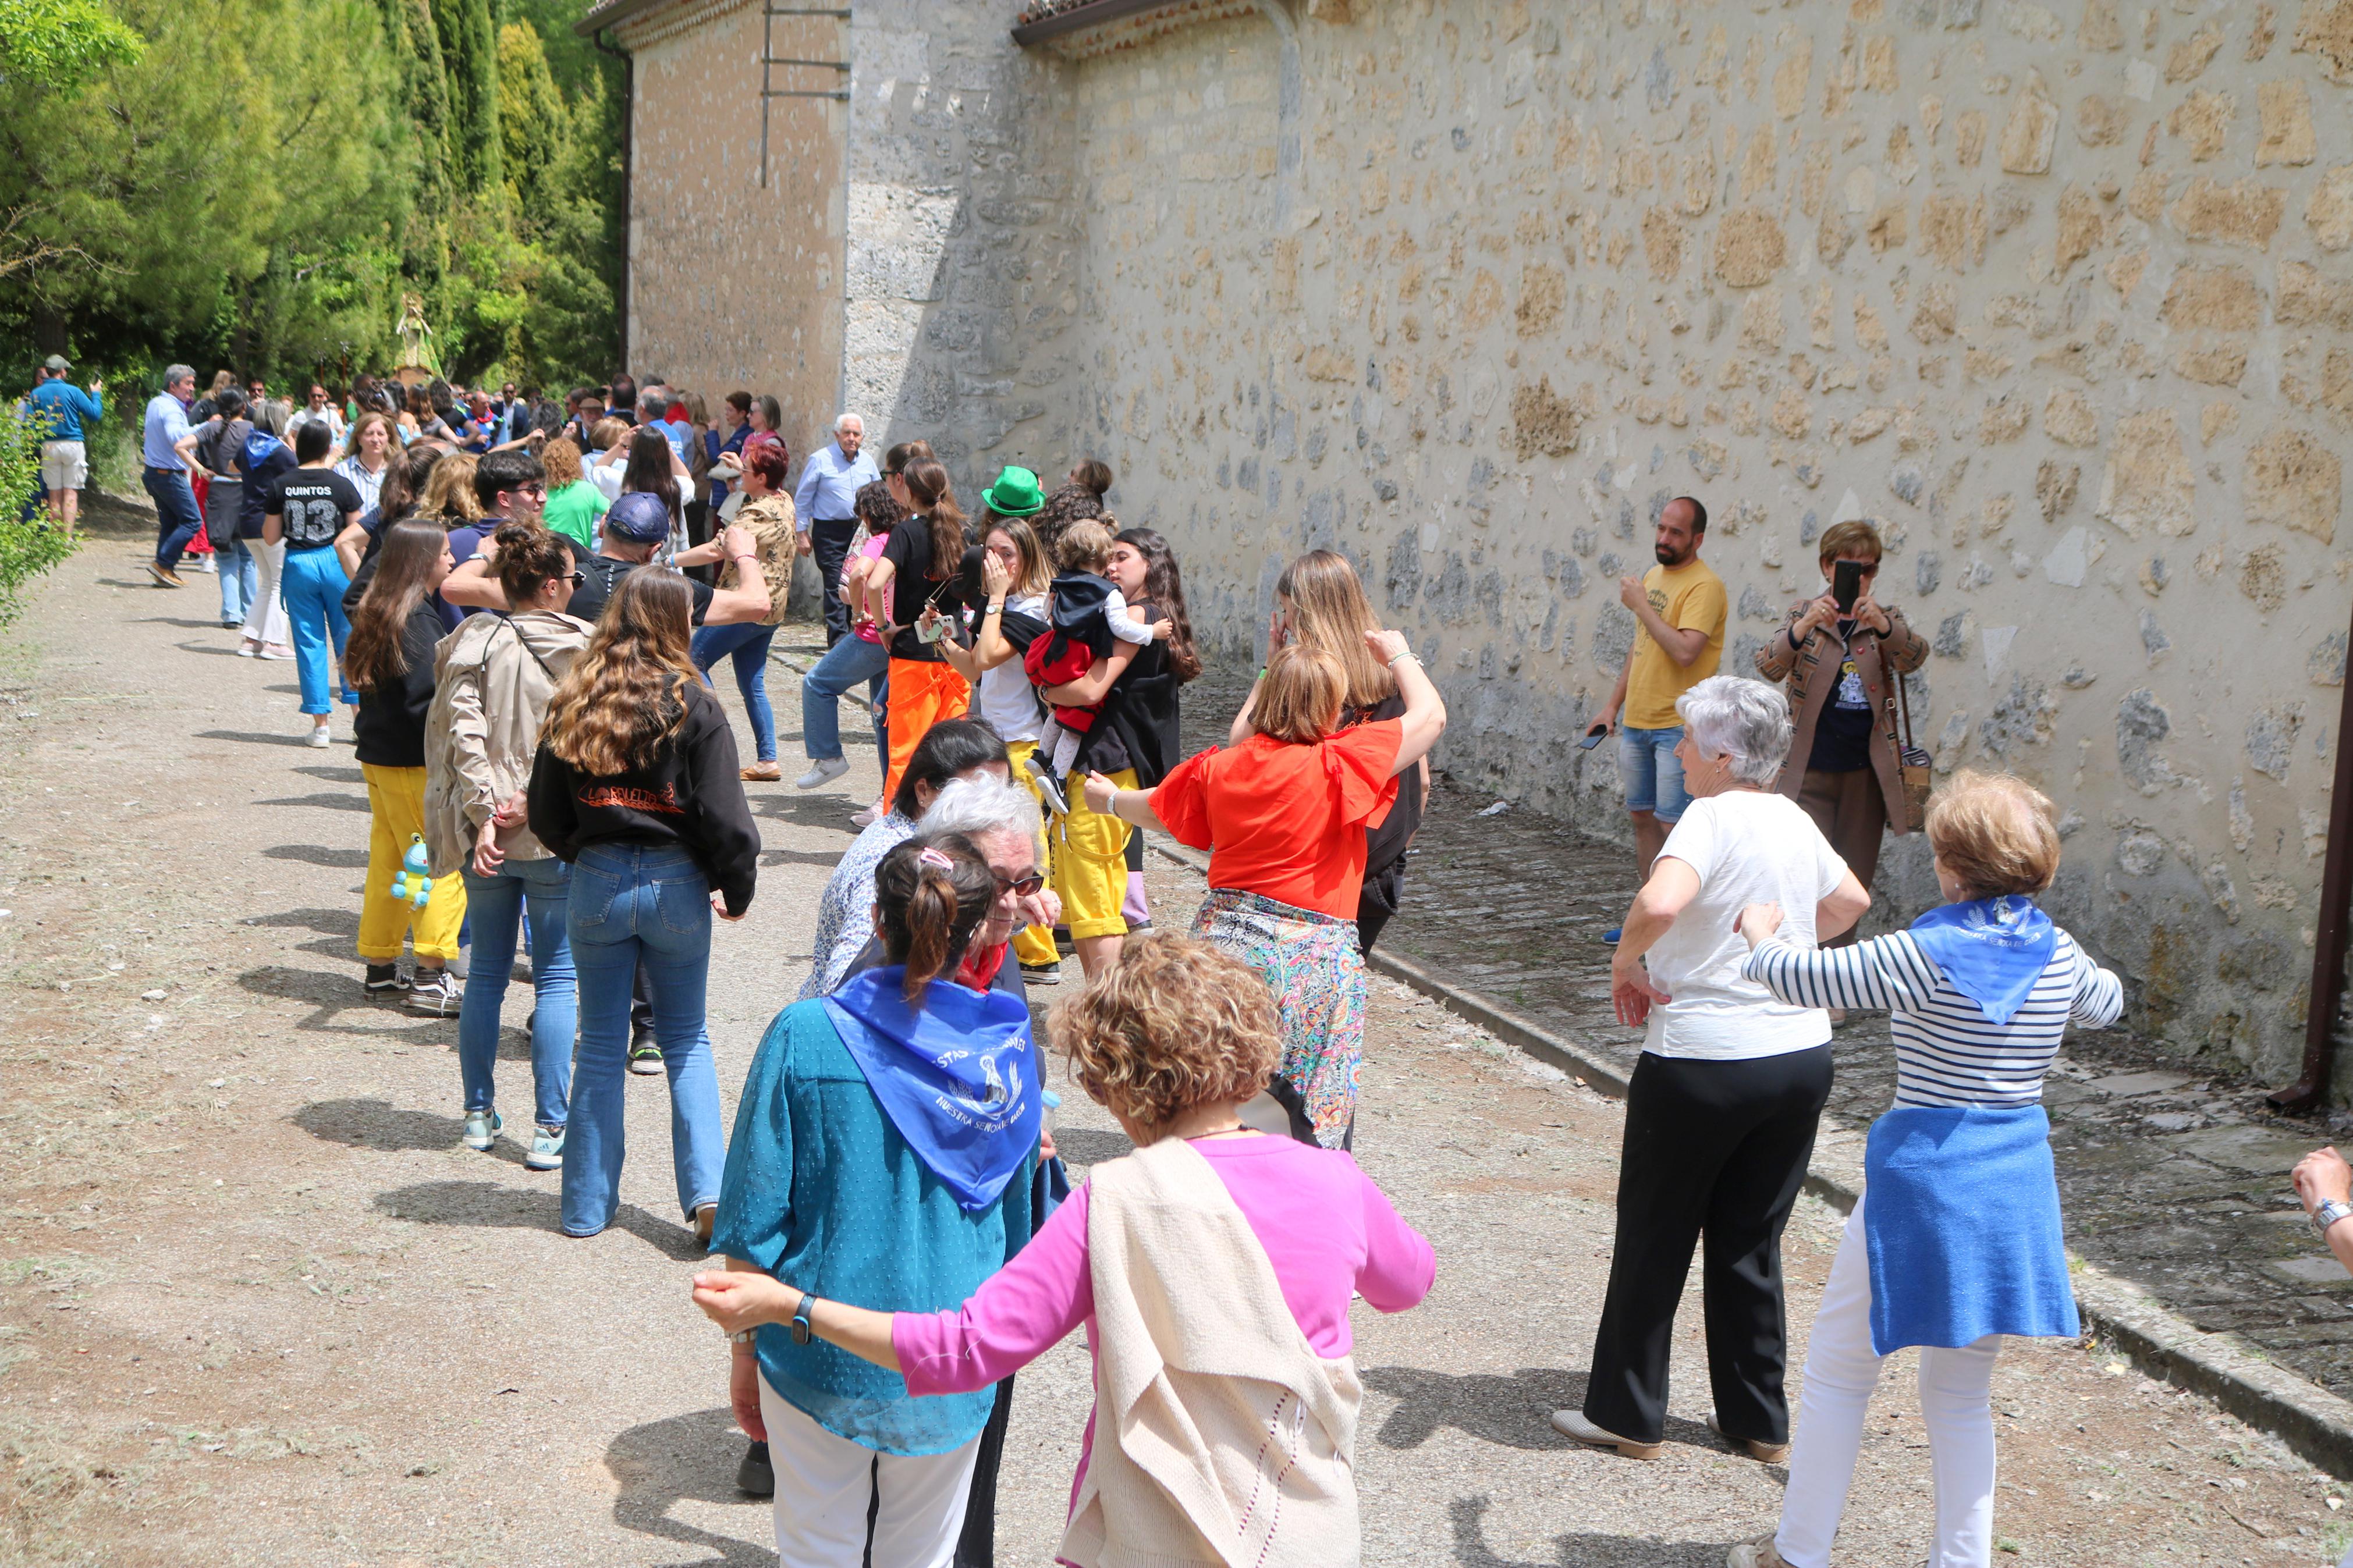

{"left": 359, "top": 763, "right": 466, "bottom": 963}
{"left": 1004, "top": 739, "right": 1060, "bottom": 967}
{"left": 1050, "top": 766, "right": 1138, "bottom": 942}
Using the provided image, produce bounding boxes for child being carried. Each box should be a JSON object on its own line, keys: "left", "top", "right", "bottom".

{"left": 1024, "top": 518, "right": 1170, "bottom": 746}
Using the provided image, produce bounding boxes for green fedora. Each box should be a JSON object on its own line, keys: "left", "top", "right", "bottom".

{"left": 982, "top": 465, "right": 1045, "bottom": 516}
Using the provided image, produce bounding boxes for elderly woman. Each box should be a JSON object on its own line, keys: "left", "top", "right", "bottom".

{"left": 1725, "top": 772, "right": 2121, "bottom": 1568}
{"left": 704, "top": 832, "right": 1042, "bottom": 1568}
{"left": 1085, "top": 632, "right": 1445, "bottom": 1148}
{"left": 693, "top": 933, "right": 1435, "bottom": 1568}
{"left": 1554, "top": 675, "right": 1869, "bottom": 1464}
{"left": 1753, "top": 519, "right": 1929, "bottom": 943}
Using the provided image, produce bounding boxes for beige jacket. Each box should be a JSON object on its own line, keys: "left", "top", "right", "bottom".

{"left": 422, "top": 611, "right": 592, "bottom": 876}
{"left": 726, "top": 493, "right": 798, "bottom": 628}
{"left": 1060, "top": 1138, "right": 1362, "bottom": 1568}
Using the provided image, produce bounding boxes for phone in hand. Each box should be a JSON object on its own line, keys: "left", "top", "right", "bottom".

{"left": 1579, "top": 724, "right": 1609, "bottom": 751}
{"left": 1832, "top": 558, "right": 1865, "bottom": 614}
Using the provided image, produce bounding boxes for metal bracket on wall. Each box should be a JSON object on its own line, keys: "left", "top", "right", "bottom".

{"left": 760, "top": 5, "right": 851, "bottom": 188}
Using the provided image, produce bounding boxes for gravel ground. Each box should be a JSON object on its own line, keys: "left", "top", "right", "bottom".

{"left": 2, "top": 506, "right": 2350, "bottom": 1566}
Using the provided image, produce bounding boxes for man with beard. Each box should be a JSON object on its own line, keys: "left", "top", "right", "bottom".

{"left": 1585, "top": 495, "right": 1725, "bottom": 938}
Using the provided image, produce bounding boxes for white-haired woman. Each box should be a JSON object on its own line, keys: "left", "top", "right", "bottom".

{"left": 1553, "top": 675, "right": 1871, "bottom": 1465}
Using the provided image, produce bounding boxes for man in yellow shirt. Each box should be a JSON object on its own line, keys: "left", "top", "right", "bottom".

{"left": 1588, "top": 496, "right": 1727, "bottom": 931}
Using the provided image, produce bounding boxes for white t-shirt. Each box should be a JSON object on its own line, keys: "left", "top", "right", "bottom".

{"left": 1641, "top": 790, "right": 1847, "bottom": 1061}
{"left": 974, "top": 591, "right": 1049, "bottom": 744}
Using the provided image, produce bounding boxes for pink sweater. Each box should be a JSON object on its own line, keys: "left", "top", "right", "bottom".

{"left": 891, "top": 1134, "right": 1435, "bottom": 1499}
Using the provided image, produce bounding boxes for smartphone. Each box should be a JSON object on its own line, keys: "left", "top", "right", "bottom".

{"left": 1579, "top": 725, "right": 1609, "bottom": 750}
{"left": 1832, "top": 558, "right": 1865, "bottom": 614}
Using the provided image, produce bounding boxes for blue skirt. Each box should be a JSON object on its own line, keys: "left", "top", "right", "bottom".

{"left": 1862, "top": 1104, "right": 2079, "bottom": 1356}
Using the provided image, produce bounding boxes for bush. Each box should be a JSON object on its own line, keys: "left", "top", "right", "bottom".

{"left": 0, "top": 405, "right": 79, "bottom": 626}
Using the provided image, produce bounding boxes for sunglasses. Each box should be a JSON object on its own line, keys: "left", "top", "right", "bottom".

{"left": 565, "top": 570, "right": 587, "bottom": 587}
{"left": 992, "top": 870, "right": 1045, "bottom": 897}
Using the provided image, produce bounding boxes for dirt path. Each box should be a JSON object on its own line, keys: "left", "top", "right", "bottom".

{"left": 3, "top": 509, "right": 2349, "bottom": 1566}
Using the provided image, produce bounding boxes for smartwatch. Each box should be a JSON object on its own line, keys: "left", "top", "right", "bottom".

{"left": 790, "top": 1292, "right": 817, "bottom": 1346}
{"left": 2313, "top": 1198, "right": 2353, "bottom": 1242}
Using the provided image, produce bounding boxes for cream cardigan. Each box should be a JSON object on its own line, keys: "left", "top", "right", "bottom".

{"left": 1059, "top": 1137, "right": 1364, "bottom": 1568}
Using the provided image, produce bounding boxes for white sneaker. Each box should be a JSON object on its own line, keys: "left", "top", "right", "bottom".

{"left": 307, "top": 726, "right": 332, "bottom": 749}
{"left": 1726, "top": 1536, "right": 1791, "bottom": 1568}
{"left": 235, "top": 642, "right": 259, "bottom": 659}
{"left": 795, "top": 756, "right": 850, "bottom": 790}
{"left": 1548, "top": 1408, "right": 1662, "bottom": 1460}
{"left": 850, "top": 800, "right": 883, "bottom": 828}
{"left": 259, "top": 644, "right": 295, "bottom": 660}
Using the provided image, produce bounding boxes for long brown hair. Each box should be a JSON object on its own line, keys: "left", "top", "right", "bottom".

{"left": 344, "top": 520, "right": 446, "bottom": 692}
{"left": 902, "top": 458, "right": 965, "bottom": 581}
{"left": 417, "top": 453, "right": 481, "bottom": 524}
{"left": 1275, "top": 549, "right": 1392, "bottom": 710}
{"left": 541, "top": 569, "right": 701, "bottom": 776}
{"left": 873, "top": 833, "right": 998, "bottom": 1006}
{"left": 1115, "top": 526, "right": 1201, "bottom": 682}
{"left": 621, "top": 426, "right": 682, "bottom": 526}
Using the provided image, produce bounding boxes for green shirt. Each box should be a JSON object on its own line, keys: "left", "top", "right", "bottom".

{"left": 540, "top": 480, "right": 608, "bottom": 549}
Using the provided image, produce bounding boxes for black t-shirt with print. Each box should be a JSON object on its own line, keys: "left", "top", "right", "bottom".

{"left": 1808, "top": 620, "right": 1876, "bottom": 773}
{"left": 879, "top": 516, "right": 963, "bottom": 662}
{"left": 267, "top": 468, "right": 361, "bottom": 550}
{"left": 562, "top": 538, "right": 714, "bottom": 627}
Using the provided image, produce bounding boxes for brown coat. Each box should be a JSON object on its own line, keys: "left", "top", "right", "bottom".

{"left": 1753, "top": 600, "right": 1929, "bottom": 833}
{"left": 422, "top": 610, "right": 593, "bottom": 876}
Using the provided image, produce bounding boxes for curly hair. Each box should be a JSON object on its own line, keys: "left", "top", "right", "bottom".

{"left": 492, "top": 520, "right": 575, "bottom": 609}
{"left": 853, "top": 477, "right": 906, "bottom": 536}
{"left": 417, "top": 452, "right": 482, "bottom": 524}
{"left": 1052, "top": 934, "right": 1280, "bottom": 1135}
{"left": 540, "top": 568, "right": 701, "bottom": 776}
{"left": 540, "top": 437, "right": 584, "bottom": 489}
{"left": 1031, "top": 481, "right": 1105, "bottom": 556}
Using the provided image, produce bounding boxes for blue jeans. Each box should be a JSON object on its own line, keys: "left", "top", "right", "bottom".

{"left": 800, "top": 632, "right": 890, "bottom": 763}
{"left": 216, "top": 536, "right": 258, "bottom": 625}
{"left": 560, "top": 844, "right": 726, "bottom": 1235}
{"left": 691, "top": 621, "right": 779, "bottom": 762}
{"left": 143, "top": 468, "right": 202, "bottom": 568}
{"left": 457, "top": 855, "right": 577, "bottom": 1130}
{"left": 1619, "top": 723, "right": 1690, "bottom": 822}
{"left": 279, "top": 546, "right": 354, "bottom": 716}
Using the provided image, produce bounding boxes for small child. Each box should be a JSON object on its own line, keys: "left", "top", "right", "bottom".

{"left": 1024, "top": 518, "right": 1170, "bottom": 749}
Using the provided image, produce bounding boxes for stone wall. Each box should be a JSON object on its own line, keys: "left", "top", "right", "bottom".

{"left": 617, "top": 0, "right": 845, "bottom": 471}
{"left": 1055, "top": 0, "right": 2353, "bottom": 1089}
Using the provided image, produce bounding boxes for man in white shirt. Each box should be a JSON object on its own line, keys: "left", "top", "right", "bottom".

{"left": 791, "top": 413, "right": 880, "bottom": 646}
{"left": 286, "top": 382, "right": 345, "bottom": 445}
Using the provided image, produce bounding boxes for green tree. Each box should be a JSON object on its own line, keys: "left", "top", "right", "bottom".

{"left": 0, "top": 407, "right": 77, "bottom": 626}
{"left": 0, "top": 0, "right": 142, "bottom": 94}
{"left": 434, "top": 0, "right": 502, "bottom": 196}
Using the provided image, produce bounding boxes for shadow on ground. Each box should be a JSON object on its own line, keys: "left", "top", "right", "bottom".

{"left": 292, "top": 1097, "right": 523, "bottom": 1165}
{"left": 1450, "top": 1497, "right": 1728, "bottom": 1567}
{"left": 255, "top": 791, "right": 368, "bottom": 813}
{"left": 372, "top": 1179, "right": 708, "bottom": 1261}
{"left": 605, "top": 1405, "right": 771, "bottom": 1568}
{"left": 261, "top": 843, "right": 368, "bottom": 869}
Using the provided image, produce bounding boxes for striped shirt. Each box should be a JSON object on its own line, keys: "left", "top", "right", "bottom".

{"left": 1740, "top": 927, "right": 2123, "bottom": 1109}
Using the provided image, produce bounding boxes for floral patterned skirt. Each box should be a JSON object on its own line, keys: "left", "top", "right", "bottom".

{"left": 1191, "top": 887, "right": 1365, "bottom": 1149}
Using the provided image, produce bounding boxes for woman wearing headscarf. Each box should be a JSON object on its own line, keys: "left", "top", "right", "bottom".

{"left": 700, "top": 831, "right": 1042, "bottom": 1567}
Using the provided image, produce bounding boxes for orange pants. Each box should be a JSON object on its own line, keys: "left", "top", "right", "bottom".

{"left": 882, "top": 656, "right": 971, "bottom": 805}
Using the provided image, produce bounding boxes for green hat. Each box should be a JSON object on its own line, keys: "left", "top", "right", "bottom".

{"left": 982, "top": 465, "right": 1044, "bottom": 517}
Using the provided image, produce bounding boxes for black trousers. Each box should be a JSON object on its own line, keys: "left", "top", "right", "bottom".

{"left": 811, "top": 517, "right": 858, "bottom": 646}
{"left": 1583, "top": 1044, "right": 1832, "bottom": 1447}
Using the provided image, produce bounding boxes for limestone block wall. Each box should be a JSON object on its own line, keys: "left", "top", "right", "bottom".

{"left": 1062, "top": 0, "right": 2353, "bottom": 1087}
{"left": 618, "top": 0, "right": 845, "bottom": 471}
{"left": 843, "top": 1, "right": 1088, "bottom": 493}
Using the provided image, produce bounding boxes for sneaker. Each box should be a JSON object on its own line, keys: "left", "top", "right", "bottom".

{"left": 1600, "top": 926, "right": 1623, "bottom": 944}
{"left": 1706, "top": 1411, "right": 1790, "bottom": 1464}
{"left": 259, "top": 643, "right": 295, "bottom": 660}
{"left": 849, "top": 800, "right": 883, "bottom": 829}
{"left": 307, "top": 726, "right": 332, "bottom": 749}
{"left": 629, "top": 1031, "right": 663, "bottom": 1075}
{"left": 407, "top": 968, "right": 461, "bottom": 1016}
{"left": 524, "top": 1124, "right": 566, "bottom": 1171}
{"left": 1726, "top": 1536, "right": 1791, "bottom": 1568}
{"left": 741, "top": 760, "right": 783, "bottom": 782}
{"left": 1548, "top": 1408, "right": 1661, "bottom": 1460}
{"left": 795, "top": 756, "right": 849, "bottom": 789}
{"left": 462, "top": 1109, "right": 502, "bottom": 1151}
{"left": 693, "top": 1203, "right": 716, "bottom": 1246}
{"left": 218, "top": 617, "right": 242, "bottom": 630}
{"left": 1024, "top": 752, "right": 1070, "bottom": 816}
{"left": 737, "top": 1439, "right": 775, "bottom": 1498}
{"left": 147, "top": 562, "right": 184, "bottom": 588}
{"left": 235, "top": 641, "right": 259, "bottom": 659}
{"left": 1019, "top": 961, "right": 1061, "bottom": 986}
{"left": 195, "top": 555, "right": 217, "bottom": 575}
{"left": 363, "top": 963, "right": 410, "bottom": 998}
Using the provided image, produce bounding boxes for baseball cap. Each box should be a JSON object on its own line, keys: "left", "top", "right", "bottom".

{"left": 40, "top": 354, "right": 69, "bottom": 373}
{"left": 604, "top": 491, "right": 672, "bottom": 543}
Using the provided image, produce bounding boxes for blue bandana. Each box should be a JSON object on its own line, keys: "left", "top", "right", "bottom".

{"left": 824, "top": 966, "right": 1041, "bottom": 1213}
{"left": 1908, "top": 895, "right": 2057, "bottom": 1026}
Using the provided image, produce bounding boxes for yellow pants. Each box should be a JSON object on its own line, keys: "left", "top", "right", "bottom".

{"left": 883, "top": 656, "right": 971, "bottom": 807}
{"left": 1050, "top": 766, "right": 1138, "bottom": 942}
{"left": 359, "top": 763, "right": 466, "bottom": 962}
{"left": 1004, "top": 740, "right": 1060, "bottom": 967}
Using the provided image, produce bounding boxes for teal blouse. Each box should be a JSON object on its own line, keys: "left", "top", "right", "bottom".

{"left": 713, "top": 996, "right": 1039, "bottom": 1455}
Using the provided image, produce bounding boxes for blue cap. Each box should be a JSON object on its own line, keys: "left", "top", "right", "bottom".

{"left": 604, "top": 492, "right": 670, "bottom": 543}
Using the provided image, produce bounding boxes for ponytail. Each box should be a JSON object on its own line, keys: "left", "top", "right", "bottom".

{"left": 873, "top": 833, "right": 999, "bottom": 1005}
{"left": 902, "top": 458, "right": 966, "bottom": 581}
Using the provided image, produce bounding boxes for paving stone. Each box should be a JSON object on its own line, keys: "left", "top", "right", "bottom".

{"left": 2266, "top": 1256, "right": 2353, "bottom": 1287}
{"left": 2169, "top": 1125, "right": 2331, "bottom": 1174}
{"left": 2092, "top": 1069, "right": 2196, "bottom": 1097}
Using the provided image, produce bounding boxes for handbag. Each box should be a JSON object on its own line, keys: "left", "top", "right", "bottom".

{"left": 1891, "top": 667, "right": 1935, "bottom": 830}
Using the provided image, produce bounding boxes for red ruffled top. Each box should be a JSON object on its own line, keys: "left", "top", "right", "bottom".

{"left": 1149, "top": 720, "right": 1403, "bottom": 920}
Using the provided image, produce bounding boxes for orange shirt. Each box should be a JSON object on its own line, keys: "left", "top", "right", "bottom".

{"left": 1149, "top": 720, "right": 1403, "bottom": 920}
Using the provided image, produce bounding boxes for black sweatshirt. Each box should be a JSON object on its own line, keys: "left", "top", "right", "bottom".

{"left": 353, "top": 603, "right": 446, "bottom": 769}
{"left": 524, "top": 682, "right": 761, "bottom": 916}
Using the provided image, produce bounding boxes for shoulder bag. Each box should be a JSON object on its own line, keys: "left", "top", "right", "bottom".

{"left": 1891, "top": 669, "right": 1935, "bottom": 831}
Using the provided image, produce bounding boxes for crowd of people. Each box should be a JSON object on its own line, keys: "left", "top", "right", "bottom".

{"left": 66, "top": 358, "right": 2336, "bottom": 1568}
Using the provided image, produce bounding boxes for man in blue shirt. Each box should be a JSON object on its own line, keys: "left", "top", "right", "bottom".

{"left": 792, "top": 413, "right": 879, "bottom": 646}
{"left": 25, "top": 354, "right": 103, "bottom": 538}
{"left": 142, "top": 364, "right": 204, "bottom": 588}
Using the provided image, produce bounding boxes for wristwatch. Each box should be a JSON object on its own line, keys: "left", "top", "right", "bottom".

{"left": 790, "top": 1292, "right": 817, "bottom": 1346}
{"left": 2313, "top": 1198, "right": 2353, "bottom": 1241}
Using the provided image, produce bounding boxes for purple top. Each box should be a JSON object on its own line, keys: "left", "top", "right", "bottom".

{"left": 891, "top": 1133, "right": 1435, "bottom": 1506}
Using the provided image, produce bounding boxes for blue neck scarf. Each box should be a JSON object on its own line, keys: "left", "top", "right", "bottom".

{"left": 1908, "top": 895, "right": 2057, "bottom": 1026}
{"left": 824, "top": 966, "right": 1041, "bottom": 1213}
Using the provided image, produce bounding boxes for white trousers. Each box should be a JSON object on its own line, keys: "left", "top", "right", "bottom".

{"left": 759, "top": 1377, "right": 979, "bottom": 1568}
{"left": 242, "top": 538, "right": 292, "bottom": 648}
{"left": 1776, "top": 1196, "right": 2002, "bottom": 1568}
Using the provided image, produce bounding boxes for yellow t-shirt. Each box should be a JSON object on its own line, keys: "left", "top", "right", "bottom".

{"left": 1623, "top": 557, "right": 1728, "bottom": 729}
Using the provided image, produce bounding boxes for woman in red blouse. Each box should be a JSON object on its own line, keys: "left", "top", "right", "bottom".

{"left": 1083, "top": 631, "right": 1444, "bottom": 1146}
